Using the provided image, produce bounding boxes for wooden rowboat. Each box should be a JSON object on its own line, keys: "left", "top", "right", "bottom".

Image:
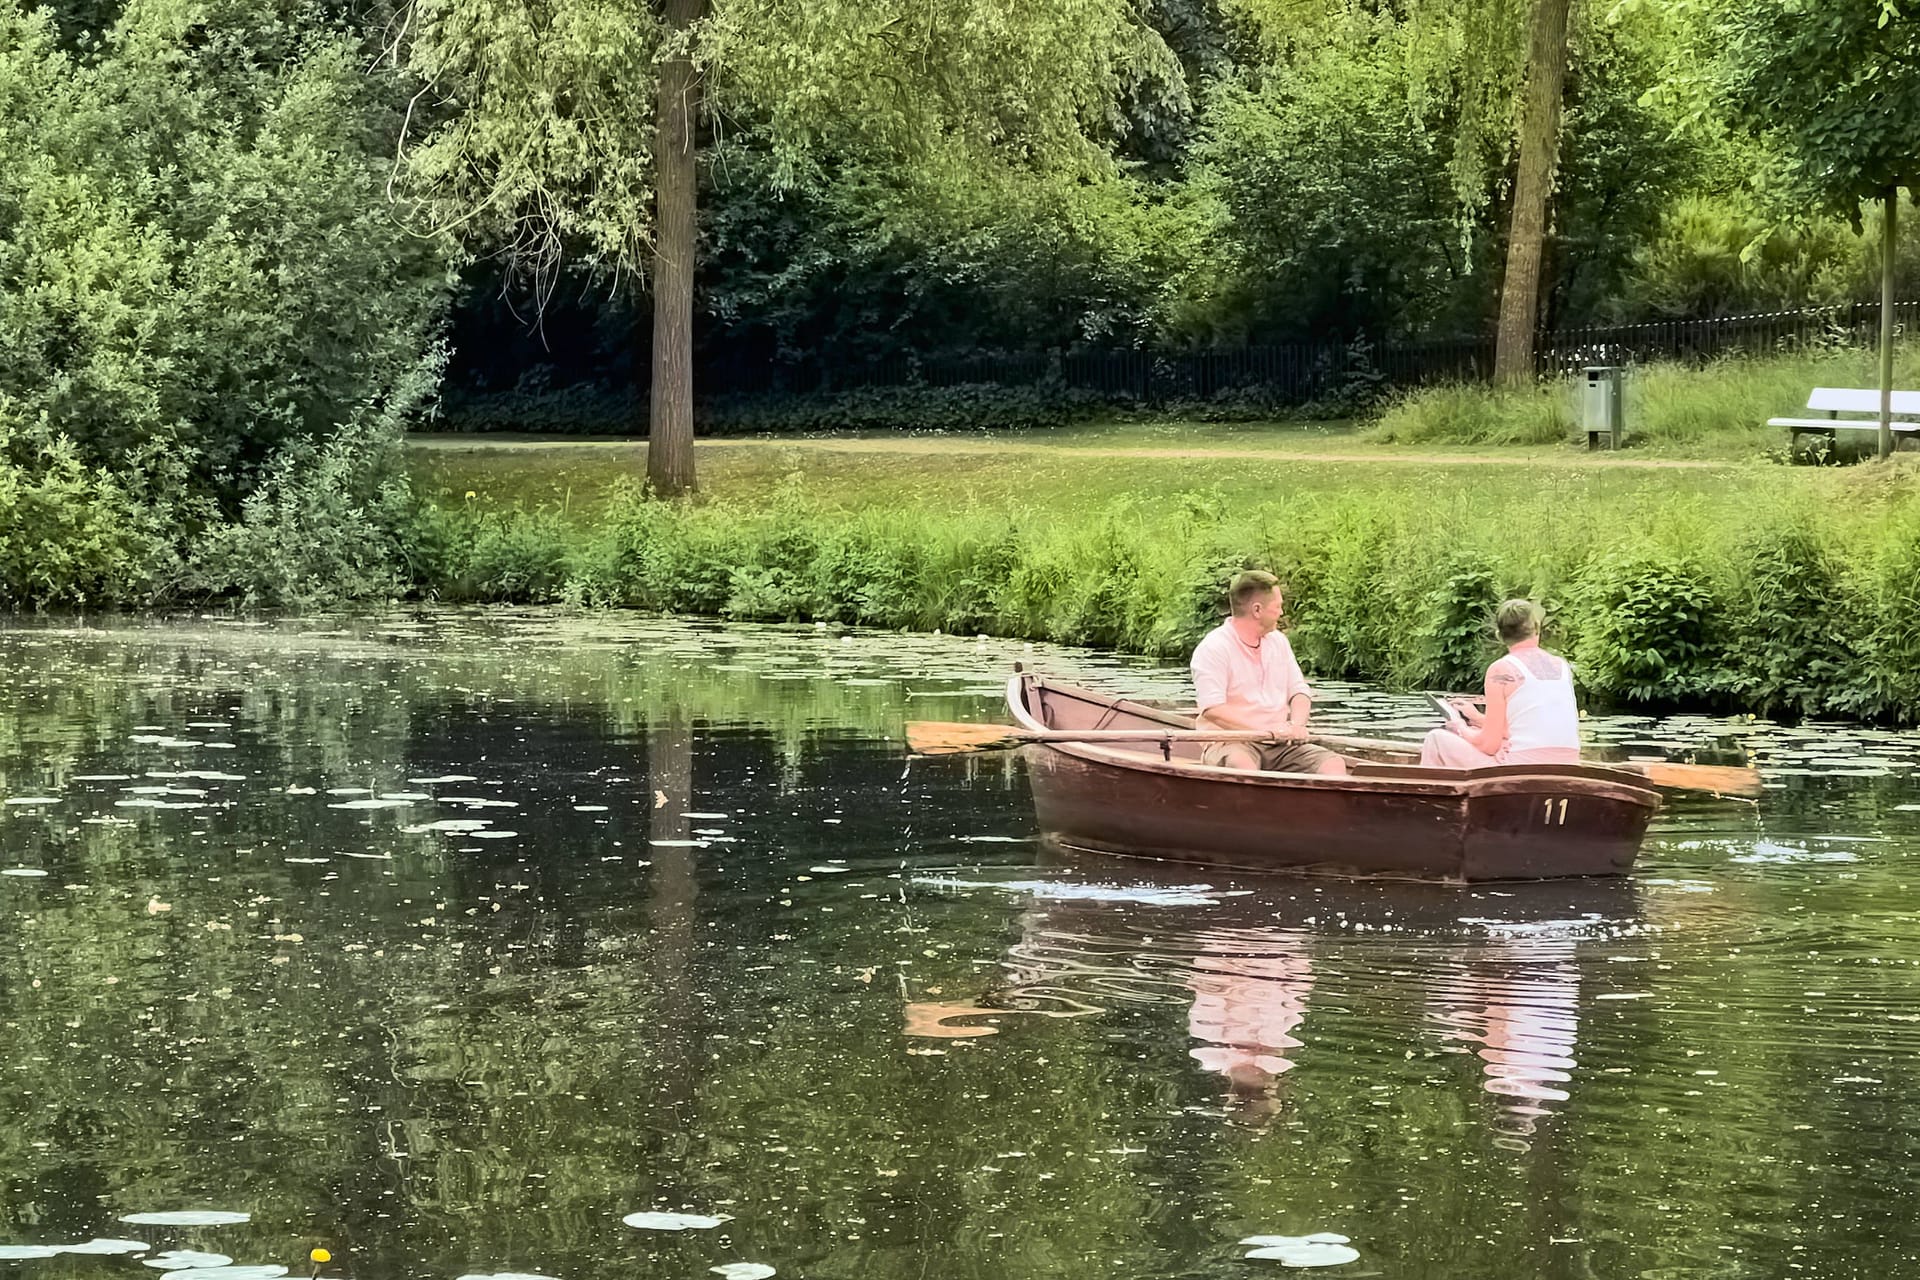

{"left": 1007, "top": 672, "right": 1661, "bottom": 882}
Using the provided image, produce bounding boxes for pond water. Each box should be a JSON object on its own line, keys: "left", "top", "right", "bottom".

{"left": 0, "top": 613, "right": 1917, "bottom": 1280}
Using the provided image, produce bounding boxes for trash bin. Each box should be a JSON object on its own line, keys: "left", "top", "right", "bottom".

{"left": 1581, "top": 366, "right": 1624, "bottom": 449}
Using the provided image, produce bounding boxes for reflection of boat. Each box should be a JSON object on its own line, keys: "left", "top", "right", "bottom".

{"left": 991, "top": 862, "right": 1637, "bottom": 1133}
{"left": 1009, "top": 674, "right": 1661, "bottom": 882}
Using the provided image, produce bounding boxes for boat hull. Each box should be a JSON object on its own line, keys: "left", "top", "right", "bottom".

{"left": 1010, "top": 674, "right": 1659, "bottom": 882}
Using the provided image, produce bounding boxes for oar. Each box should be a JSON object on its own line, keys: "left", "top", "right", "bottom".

{"left": 904, "top": 721, "right": 1763, "bottom": 796}
{"left": 905, "top": 722, "right": 1290, "bottom": 755}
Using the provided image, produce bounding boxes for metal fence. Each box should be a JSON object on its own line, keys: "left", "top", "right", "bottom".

{"left": 693, "top": 301, "right": 1914, "bottom": 408}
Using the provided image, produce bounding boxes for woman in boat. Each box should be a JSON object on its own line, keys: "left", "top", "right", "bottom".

{"left": 1421, "top": 599, "right": 1581, "bottom": 769}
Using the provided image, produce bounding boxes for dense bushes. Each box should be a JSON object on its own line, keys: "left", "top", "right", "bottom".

{"left": 440, "top": 382, "right": 1110, "bottom": 435}
{"left": 405, "top": 473, "right": 1920, "bottom": 723}
{"left": 0, "top": 0, "right": 450, "bottom": 608}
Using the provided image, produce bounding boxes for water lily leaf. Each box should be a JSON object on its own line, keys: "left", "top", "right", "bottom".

{"left": 145, "top": 1250, "right": 233, "bottom": 1269}
{"left": 58, "top": 1240, "right": 150, "bottom": 1255}
{"left": 0, "top": 1246, "right": 60, "bottom": 1260}
{"left": 1245, "top": 1242, "right": 1360, "bottom": 1267}
{"left": 118, "top": 1212, "right": 251, "bottom": 1227}
{"left": 620, "top": 1212, "right": 730, "bottom": 1231}
{"left": 182, "top": 1267, "right": 289, "bottom": 1280}
{"left": 711, "top": 1265, "right": 775, "bottom": 1280}
{"left": 455, "top": 1272, "right": 560, "bottom": 1280}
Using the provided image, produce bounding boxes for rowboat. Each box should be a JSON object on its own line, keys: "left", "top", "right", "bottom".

{"left": 1006, "top": 672, "right": 1661, "bottom": 882}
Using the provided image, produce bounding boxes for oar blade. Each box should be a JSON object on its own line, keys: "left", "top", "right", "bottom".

{"left": 904, "top": 721, "right": 1026, "bottom": 755}
{"left": 1635, "top": 761, "right": 1763, "bottom": 797}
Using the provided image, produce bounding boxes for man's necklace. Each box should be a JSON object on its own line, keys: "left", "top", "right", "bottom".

{"left": 1236, "top": 632, "right": 1264, "bottom": 656}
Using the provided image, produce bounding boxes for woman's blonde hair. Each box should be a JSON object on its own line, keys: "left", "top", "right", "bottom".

{"left": 1494, "top": 598, "right": 1542, "bottom": 644}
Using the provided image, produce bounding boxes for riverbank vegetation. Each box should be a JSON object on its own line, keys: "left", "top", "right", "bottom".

{"left": 398, "top": 443, "right": 1920, "bottom": 723}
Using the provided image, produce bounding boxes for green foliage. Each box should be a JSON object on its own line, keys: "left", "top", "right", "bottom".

{"left": 186, "top": 413, "right": 425, "bottom": 608}
{"left": 1712, "top": 0, "right": 1920, "bottom": 214}
{"left": 1615, "top": 195, "right": 1858, "bottom": 318}
{"left": 0, "top": 0, "right": 449, "bottom": 500}
{"left": 396, "top": 450, "right": 1920, "bottom": 722}
{"left": 1722, "top": 522, "right": 1857, "bottom": 719}
{"left": 1191, "top": 16, "right": 1479, "bottom": 341}
{"left": 1369, "top": 380, "right": 1573, "bottom": 446}
{"left": 443, "top": 382, "right": 1109, "bottom": 435}
{"left": 0, "top": 0, "right": 450, "bottom": 609}
{"left": 1415, "top": 557, "right": 1505, "bottom": 692}
{"left": 0, "top": 416, "right": 176, "bottom": 608}
{"left": 1569, "top": 547, "right": 1728, "bottom": 703}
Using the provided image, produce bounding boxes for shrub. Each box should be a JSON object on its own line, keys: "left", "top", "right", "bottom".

{"left": 1569, "top": 548, "right": 1730, "bottom": 705}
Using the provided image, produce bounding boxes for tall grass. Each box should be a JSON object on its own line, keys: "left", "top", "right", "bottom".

{"left": 1368, "top": 346, "right": 1920, "bottom": 454}
{"left": 415, "top": 467, "right": 1920, "bottom": 722}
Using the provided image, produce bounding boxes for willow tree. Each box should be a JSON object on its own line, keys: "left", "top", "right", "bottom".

{"left": 396, "top": 0, "right": 1175, "bottom": 494}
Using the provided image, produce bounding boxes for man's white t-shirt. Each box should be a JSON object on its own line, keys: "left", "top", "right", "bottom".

{"left": 1191, "top": 621, "right": 1314, "bottom": 716}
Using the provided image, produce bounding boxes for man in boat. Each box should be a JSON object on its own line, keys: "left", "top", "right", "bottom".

{"left": 1191, "top": 570, "right": 1348, "bottom": 776}
{"left": 1421, "top": 598, "right": 1581, "bottom": 769}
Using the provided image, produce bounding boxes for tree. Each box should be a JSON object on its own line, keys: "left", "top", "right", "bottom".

{"left": 397, "top": 0, "right": 1178, "bottom": 494}
{"left": 1713, "top": 0, "right": 1920, "bottom": 457}
{"left": 1492, "top": 0, "right": 1574, "bottom": 382}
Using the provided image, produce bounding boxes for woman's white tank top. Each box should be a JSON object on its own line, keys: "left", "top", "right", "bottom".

{"left": 1502, "top": 652, "right": 1580, "bottom": 754}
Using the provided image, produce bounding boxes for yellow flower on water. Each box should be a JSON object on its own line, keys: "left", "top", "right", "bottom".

{"left": 310, "top": 1249, "right": 332, "bottom": 1265}
{"left": 463, "top": 490, "right": 477, "bottom": 500}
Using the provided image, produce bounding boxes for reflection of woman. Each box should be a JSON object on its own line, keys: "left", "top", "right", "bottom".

{"left": 1427, "top": 940, "right": 1580, "bottom": 1148}
{"left": 1185, "top": 933, "right": 1314, "bottom": 1108}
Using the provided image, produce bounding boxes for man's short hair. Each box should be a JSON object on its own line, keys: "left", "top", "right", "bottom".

{"left": 1495, "top": 598, "right": 1542, "bottom": 644}
{"left": 1228, "top": 570, "right": 1281, "bottom": 615}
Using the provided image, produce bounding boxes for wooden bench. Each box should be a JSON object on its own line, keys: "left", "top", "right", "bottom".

{"left": 1769, "top": 387, "right": 1920, "bottom": 459}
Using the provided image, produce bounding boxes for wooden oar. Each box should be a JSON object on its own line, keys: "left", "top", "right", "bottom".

{"left": 906, "top": 722, "right": 1289, "bottom": 755}
{"left": 903, "top": 721, "right": 1763, "bottom": 796}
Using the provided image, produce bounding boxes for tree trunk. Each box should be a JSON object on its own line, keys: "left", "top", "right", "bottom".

{"left": 1880, "top": 187, "right": 1898, "bottom": 461}
{"left": 648, "top": 0, "right": 703, "bottom": 496}
{"left": 1492, "top": 0, "right": 1574, "bottom": 385}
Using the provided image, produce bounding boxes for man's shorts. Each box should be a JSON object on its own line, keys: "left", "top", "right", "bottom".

{"left": 1199, "top": 739, "right": 1340, "bottom": 774}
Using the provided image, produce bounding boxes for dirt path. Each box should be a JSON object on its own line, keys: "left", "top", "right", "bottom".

{"left": 408, "top": 433, "right": 1735, "bottom": 470}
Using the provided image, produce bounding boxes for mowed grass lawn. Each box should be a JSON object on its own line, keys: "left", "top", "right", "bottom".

{"left": 405, "top": 424, "right": 1908, "bottom": 548}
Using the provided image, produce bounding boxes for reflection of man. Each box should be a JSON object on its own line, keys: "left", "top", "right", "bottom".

{"left": 1186, "top": 933, "right": 1314, "bottom": 1113}
{"left": 1191, "top": 571, "right": 1347, "bottom": 776}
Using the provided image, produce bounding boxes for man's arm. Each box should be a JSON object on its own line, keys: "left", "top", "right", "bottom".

{"left": 1198, "top": 695, "right": 1292, "bottom": 735}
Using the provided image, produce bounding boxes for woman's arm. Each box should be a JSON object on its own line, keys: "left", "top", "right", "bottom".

{"left": 1460, "top": 664, "right": 1515, "bottom": 754}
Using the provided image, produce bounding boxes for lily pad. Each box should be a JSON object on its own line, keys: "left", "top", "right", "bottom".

{"left": 620, "top": 1212, "right": 731, "bottom": 1231}
{"left": 58, "top": 1240, "right": 150, "bottom": 1255}
{"left": 118, "top": 1212, "right": 251, "bottom": 1227}
{"left": 711, "top": 1266, "right": 776, "bottom": 1280}
{"left": 455, "top": 1273, "right": 560, "bottom": 1280}
{"left": 1244, "top": 1239, "right": 1360, "bottom": 1268}
{"left": 1, "top": 869, "right": 49, "bottom": 877}
{"left": 180, "top": 1268, "right": 289, "bottom": 1280}
{"left": 145, "top": 1251, "right": 233, "bottom": 1269}
{"left": 0, "top": 1246, "right": 61, "bottom": 1260}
